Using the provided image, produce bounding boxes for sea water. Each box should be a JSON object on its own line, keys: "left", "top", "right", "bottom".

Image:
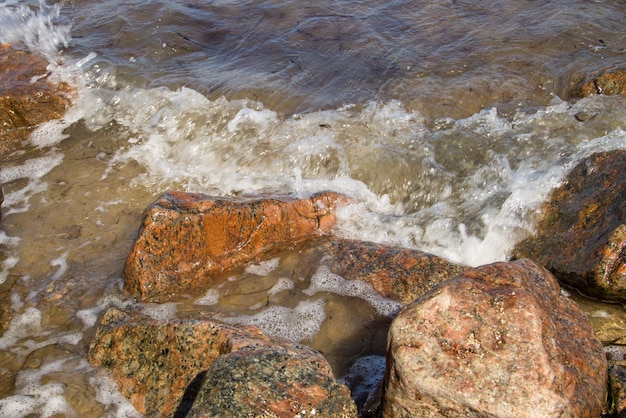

{"left": 1, "top": 0, "right": 626, "bottom": 415}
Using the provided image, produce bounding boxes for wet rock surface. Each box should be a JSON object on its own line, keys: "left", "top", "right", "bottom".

{"left": 0, "top": 44, "right": 72, "bottom": 152}
{"left": 325, "top": 239, "right": 468, "bottom": 304}
{"left": 381, "top": 259, "right": 607, "bottom": 417}
{"left": 513, "top": 150, "right": 626, "bottom": 302}
{"left": 87, "top": 307, "right": 355, "bottom": 417}
{"left": 124, "top": 190, "right": 350, "bottom": 302}
{"left": 571, "top": 65, "right": 626, "bottom": 98}
{"left": 188, "top": 346, "right": 356, "bottom": 417}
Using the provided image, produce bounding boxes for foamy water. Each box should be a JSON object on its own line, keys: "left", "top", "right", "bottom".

{"left": 1, "top": 0, "right": 626, "bottom": 415}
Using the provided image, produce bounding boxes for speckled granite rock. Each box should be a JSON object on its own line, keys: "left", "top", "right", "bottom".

{"left": 0, "top": 44, "right": 72, "bottom": 153}
{"left": 513, "top": 150, "right": 626, "bottom": 302}
{"left": 87, "top": 307, "right": 356, "bottom": 417}
{"left": 325, "top": 239, "right": 468, "bottom": 304}
{"left": 124, "top": 190, "right": 350, "bottom": 302}
{"left": 382, "top": 259, "right": 607, "bottom": 417}
{"left": 188, "top": 345, "right": 357, "bottom": 417}
{"left": 571, "top": 65, "right": 626, "bottom": 97}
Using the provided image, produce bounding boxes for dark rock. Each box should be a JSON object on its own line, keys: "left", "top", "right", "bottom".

{"left": 571, "top": 65, "right": 626, "bottom": 98}
{"left": 382, "top": 259, "right": 607, "bottom": 417}
{"left": 87, "top": 308, "right": 355, "bottom": 417}
{"left": 0, "top": 187, "right": 3, "bottom": 222}
{"left": 0, "top": 44, "right": 72, "bottom": 152}
{"left": 325, "top": 239, "right": 468, "bottom": 304}
{"left": 188, "top": 345, "right": 357, "bottom": 417}
{"left": 608, "top": 362, "right": 626, "bottom": 417}
{"left": 513, "top": 150, "right": 626, "bottom": 302}
{"left": 124, "top": 190, "right": 351, "bottom": 302}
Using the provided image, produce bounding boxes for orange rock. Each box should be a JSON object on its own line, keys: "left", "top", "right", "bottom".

{"left": 124, "top": 190, "right": 351, "bottom": 301}
{"left": 570, "top": 65, "right": 626, "bottom": 97}
{"left": 0, "top": 44, "right": 73, "bottom": 152}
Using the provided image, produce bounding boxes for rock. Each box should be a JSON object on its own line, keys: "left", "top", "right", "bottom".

{"left": 87, "top": 307, "right": 356, "bottom": 417}
{"left": 325, "top": 239, "right": 468, "bottom": 304}
{"left": 124, "top": 190, "right": 350, "bottom": 302}
{"left": 0, "top": 44, "right": 72, "bottom": 153}
{"left": 382, "top": 259, "right": 607, "bottom": 417}
{"left": 0, "top": 187, "right": 3, "bottom": 222}
{"left": 571, "top": 65, "right": 626, "bottom": 98}
{"left": 608, "top": 362, "right": 626, "bottom": 418}
{"left": 188, "top": 345, "right": 357, "bottom": 417}
{"left": 513, "top": 150, "right": 626, "bottom": 302}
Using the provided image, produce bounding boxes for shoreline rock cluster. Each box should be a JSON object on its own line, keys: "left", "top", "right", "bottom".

{"left": 1, "top": 46, "right": 625, "bottom": 417}
{"left": 87, "top": 149, "right": 624, "bottom": 417}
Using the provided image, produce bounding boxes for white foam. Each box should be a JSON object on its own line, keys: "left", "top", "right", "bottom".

{"left": 268, "top": 277, "right": 294, "bottom": 296}
{"left": 0, "top": 151, "right": 64, "bottom": 215}
{"left": 0, "top": 359, "right": 77, "bottom": 418}
{"left": 245, "top": 257, "right": 281, "bottom": 276}
{"left": 341, "top": 355, "right": 386, "bottom": 403}
{"left": 0, "top": 0, "right": 70, "bottom": 58}
{"left": 49, "top": 251, "right": 69, "bottom": 281}
{"left": 304, "top": 265, "right": 404, "bottom": 318}
{"left": 195, "top": 288, "right": 220, "bottom": 306}
{"left": 89, "top": 374, "right": 143, "bottom": 418}
{"left": 0, "top": 307, "right": 42, "bottom": 350}
{"left": 217, "top": 299, "right": 326, "bottom": 342}
{"left": 140, "top": 303, "right": 178, "bottom": 321}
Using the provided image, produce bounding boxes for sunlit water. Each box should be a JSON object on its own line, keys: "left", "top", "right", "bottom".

{"left": 1, "top": 0, "right": 626, "bottom": 415}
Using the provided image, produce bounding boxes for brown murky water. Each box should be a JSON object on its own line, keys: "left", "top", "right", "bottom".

{"left": 1, "top": 0, "right": 626, "bottom": 415}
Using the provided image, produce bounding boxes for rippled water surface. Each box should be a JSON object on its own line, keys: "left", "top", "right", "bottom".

{"left": 1, "top": 0, "right": 626, "bottom": 415}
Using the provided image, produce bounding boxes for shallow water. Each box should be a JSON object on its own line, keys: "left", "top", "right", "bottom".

{"left": 0, "top": 0, "right": 626, "bottom": 415}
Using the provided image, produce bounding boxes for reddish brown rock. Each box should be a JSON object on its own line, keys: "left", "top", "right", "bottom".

{"left": 124, "top": 190, "right": 350, "bottom": 302}
{"left": 325, "top": 239, "right": 468, "bottom": 304}
{"left": 571, "top": 65, "right": 626, "bottom": 98}
{"left": 513, "top": 150, "right": 626, "bottom": 302}
{"left": 87, "top": 307, "right": 356, "bottom": 417}
{"left": 382, "top": 259, "right": 607, "bottom": 417}
{"left": 0, "top": 44, "right": 72, "bottom": 152}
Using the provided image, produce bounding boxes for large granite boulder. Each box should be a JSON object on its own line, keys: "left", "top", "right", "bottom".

{"left": 0, "top": 44, "right": 72, "bottom": 152}
{"left": 571, "top": 65, "right": 626, "bottom": 97}
{"left": 87, "top": 308, "right": 355, "bottom": 417}
{"left": 381, "top": 259, "right": 607, "bottom": 417}
{"left": 124, "top": 190, "right": 350, "bottom": 302}
{"left": 513, "top": 150, "right": 626, "bottom": 302}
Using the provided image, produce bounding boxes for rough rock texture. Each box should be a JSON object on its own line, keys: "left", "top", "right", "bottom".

{"left": 381, "top": 259, "right": 607, "bottom": 417}
{"left": 571, "top": 65, "right": 626, "bottom": 98}
{"left": 325, "top": 239, "right": 468, "bottom": 304}
{"left": 608, "top": 362, "right": 626, "bottom": 418}
{"left": 513, "top": 150, "right": 626, "bottom": 302}
{"left": 0, "top": 187, "right": 3, "bottom": 222}
{"left": 124, "top": 190, "right": 350, "bottom": 302}
{"left": 87, "top": 308, "right": 355, "bottom": 417}
{"left": 188, "top": 346, "right": 357, "bottom": 417}
{"left": 0, "top": 44, "right": 72, "bottom": 152}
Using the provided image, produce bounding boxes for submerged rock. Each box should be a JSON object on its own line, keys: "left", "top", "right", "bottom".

{"left": 87, "top": 308, "right": 355, "bottom": 417}
{"left": 325, "top": 239, "right": 468, "bottom": 304}
{"left": 382, "top": 259, "right": 607, "bottom": 417}
{"left": 571, "top": 65, "right": 626, "bottom": 97}
{"left": 0, "top": 44, "right": 72, "bottom": 152}
{"left": 124, "top": 190, "right": 350, "bottom": 302}
{"left": 513, "top": 150, "right": 626, "bottom": 302}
